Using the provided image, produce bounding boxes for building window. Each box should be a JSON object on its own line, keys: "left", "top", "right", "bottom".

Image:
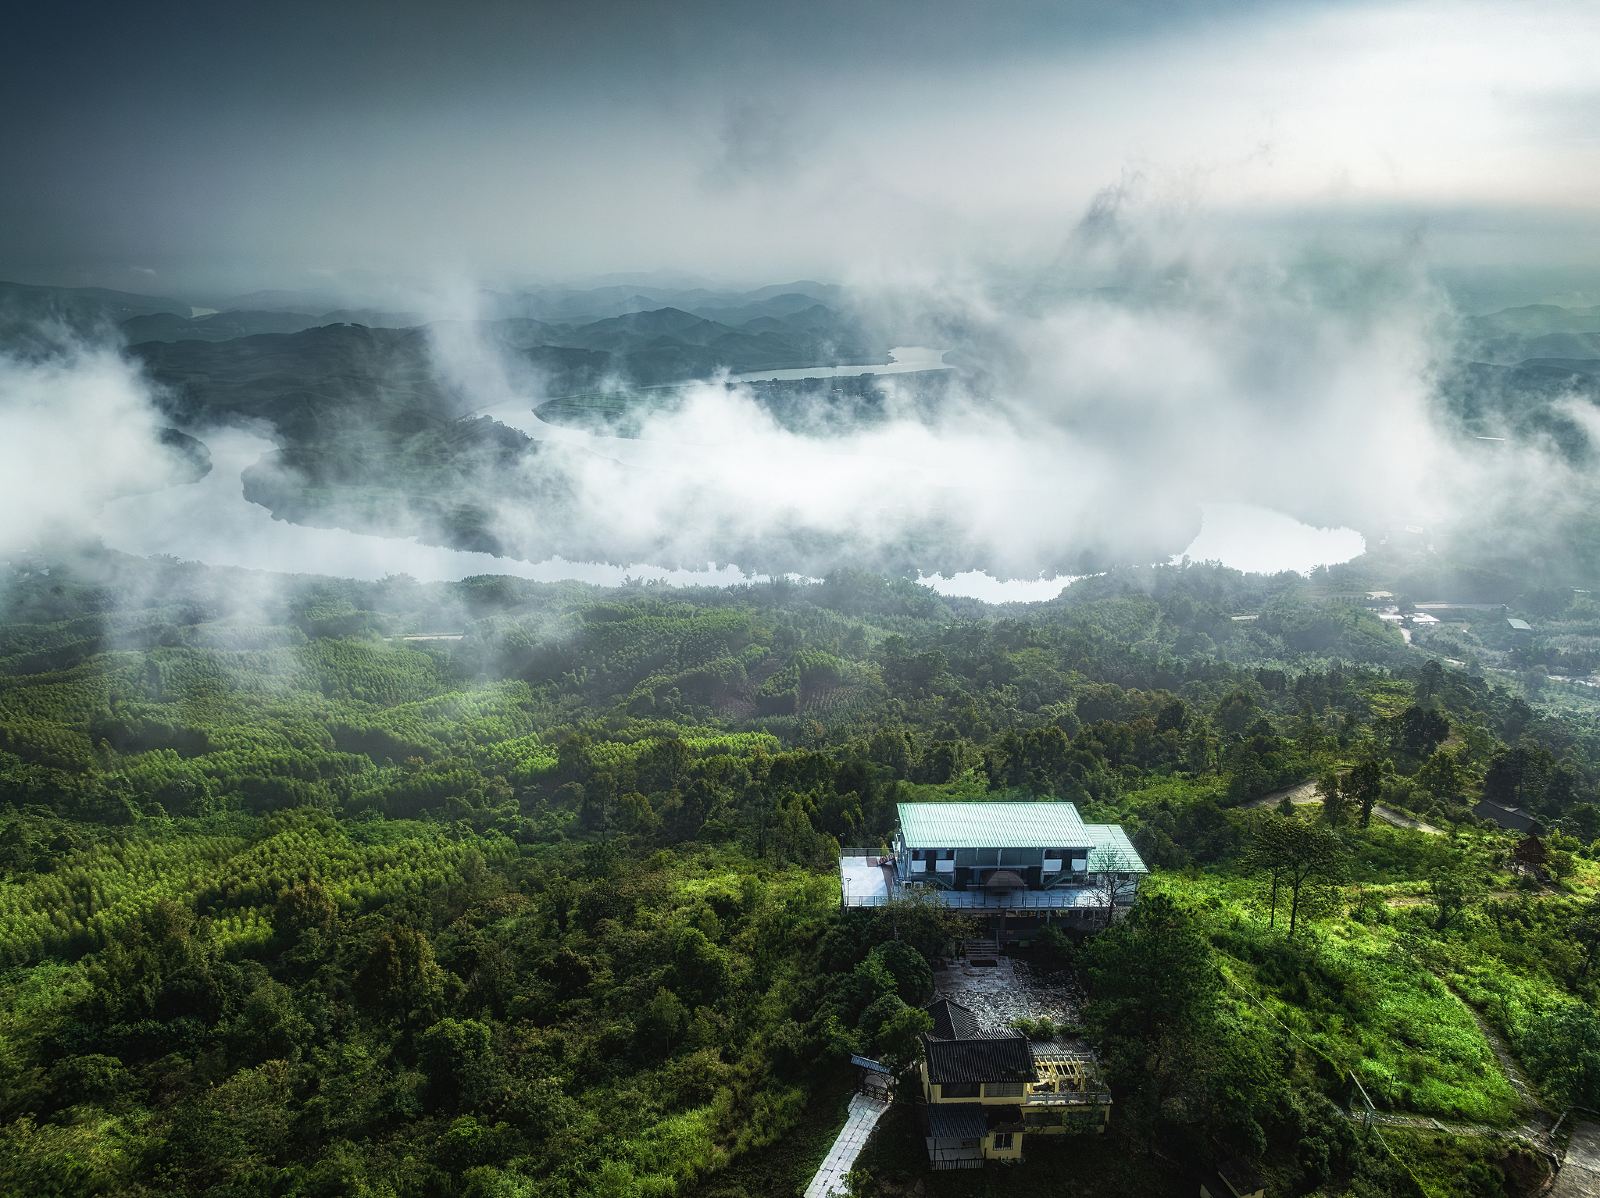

{"left": 992, "top": 1132, "right": 1014, "bottom": 1151}
{"left": 940, "top": 1083, "right": 979, "bottom": 1099}
{"left": 984, "top": 1081, "right": 1024, "bottom": 1098}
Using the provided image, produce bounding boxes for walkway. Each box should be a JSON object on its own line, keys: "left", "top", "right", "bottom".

{"left": 803, "top": 1092, "right": 891, "bottom": 1198}
{"left": 1554, "top": 1118, "right": 1600, "bottom": 1197}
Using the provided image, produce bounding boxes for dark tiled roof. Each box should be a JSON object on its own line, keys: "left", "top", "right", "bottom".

{"left": 924, "top": 1033, "right": 1037, "bottom": 1085}
{"left": 926, "top": 998, "right": 982, "bottom": 1040}
{"left": 1473, "top": 798, "right": 1538, "bottom": 832}
{"left": 926, "top": 1103, "right": 987, "bottom": 1140}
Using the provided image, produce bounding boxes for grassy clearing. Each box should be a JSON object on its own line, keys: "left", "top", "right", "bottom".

{"left": 1218, "top": 919, "right": 1520, "bottom": 1124}
{"left": 1378, "top": 1127, "right": 1551, "bottom": 1198}
{"left": 1153, "top": 867, "right": 1522, "bottom": 1126}
{"left": 685, "top": 1065, "right": 855, "bottom": 1198}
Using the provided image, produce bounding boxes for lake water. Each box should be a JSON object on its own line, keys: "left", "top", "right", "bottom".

{"left": 99, "top": 349, "right": 1366, "bottom": 601}
{"left": 728, "top": 345, "right": 950, "bottom": 383}
{"left": 913, "top": 508, "right": 1367, "bottom": 604}
{"left": 1174, "top": 503, "right": 1365, "bottom": 576}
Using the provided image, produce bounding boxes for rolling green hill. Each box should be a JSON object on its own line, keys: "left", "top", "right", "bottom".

{"left": 0, "top": 553, "right": 1595, "bottom": 1195}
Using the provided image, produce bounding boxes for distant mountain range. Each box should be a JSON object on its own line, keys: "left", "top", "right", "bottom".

{"left": 0, "top": 277, "right": 868, "bottom": 362}
{"left": 0, "top": 279, "right": 191, "bottom": 345}
{"left": 129, "top": 301, "right": 885, "bottom": 431}
{"left": 0, "top": 276, "right": 893, "bottom": 451}
{"left": 1465, "top": 303, "right": 1600, "bottom": 365}
{"left": 1, "top": 274, "right": 906, "bottom": 565}
{"left": 1468, "top": 303, "right": 1600, "bottom": 338}
{"left": 193, "top": 278, "right": 844, "bottom": 323}
{"left": 118, "top": 308, "right": 428, "bottom": 342}
{"left": 1446, "top": 303, "right": 1600, "bottom": 468}
{"left": 481, "top": 280, "right": 844, "bottom": 326}
{"left": 131, "top": 324, "right": 451, "bottom": 444}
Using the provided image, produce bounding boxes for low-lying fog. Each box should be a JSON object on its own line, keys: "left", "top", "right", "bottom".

{"left": 95, "top": 425, "right": 1365, "bottom": 603}
{"left": 4, "top": 199, "right": 1591, "bottom": 599}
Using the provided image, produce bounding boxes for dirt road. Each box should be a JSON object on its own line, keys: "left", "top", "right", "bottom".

{"left": 1242, "top": 780, "right": 1443, "bottom": 835}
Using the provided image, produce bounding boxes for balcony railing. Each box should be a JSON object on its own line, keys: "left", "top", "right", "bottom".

{"left": 1025, "top": 1090, "right": 1113, "bottom": 1106}
{"left": 840, "top": 884, "right": 1121, "bottom": 910}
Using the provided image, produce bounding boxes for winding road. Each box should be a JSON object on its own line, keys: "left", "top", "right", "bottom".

{"left": 1243, "top": 780, "right": 1443, "bottom": 835}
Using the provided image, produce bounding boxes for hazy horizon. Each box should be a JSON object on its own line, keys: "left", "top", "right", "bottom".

{"left": 4, "top": 0, "right": 1600, "bottom": 592}
{"left": 6, "top": 0, "right": 1600, "bottom": 301}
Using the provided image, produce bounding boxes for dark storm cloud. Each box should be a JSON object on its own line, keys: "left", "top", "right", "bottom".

{"left": 705, "top": 98, "right": 819, "bottom": 188}
{"left": 2, "top": 0, "right": 1596, "bottom": 294}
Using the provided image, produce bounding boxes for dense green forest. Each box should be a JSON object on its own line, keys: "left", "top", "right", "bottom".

{"left": 3, "top": 551, "right": 1599, "bottom": 1196}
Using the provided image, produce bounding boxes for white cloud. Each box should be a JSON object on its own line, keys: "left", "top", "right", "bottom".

{"left": 0, "top": 344, "right": 191, "bottom": 556}
{"left": 456, "top": 212, "right": 1468, "bottom": 578}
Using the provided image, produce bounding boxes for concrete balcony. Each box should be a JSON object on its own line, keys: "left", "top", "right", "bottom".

{"left": 839, "top": 853, "right": 1119, "bottom": 912}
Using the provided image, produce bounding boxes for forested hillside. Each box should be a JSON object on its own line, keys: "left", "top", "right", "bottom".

{"left": 2, "top": 552, "right": 1599, "bottom": 1196}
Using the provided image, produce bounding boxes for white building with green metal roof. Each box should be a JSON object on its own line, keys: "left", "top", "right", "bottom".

{"left": 839, "top": 801, "right": 1147, "bottom": 920}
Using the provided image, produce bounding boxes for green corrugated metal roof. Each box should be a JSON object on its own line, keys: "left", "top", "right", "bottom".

{"left": 897, "top": 801, "right": 1088, "bottom": 849}
{"left": 1085, "top": 824, "right": 1148, "bottom": 873}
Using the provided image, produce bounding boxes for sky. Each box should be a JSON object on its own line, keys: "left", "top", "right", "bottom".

{"left": 4, "top": 0, "right": 1600, "bottom": 593}
{"left": 5, "top": 0, "right": 1600, "bottom": 299}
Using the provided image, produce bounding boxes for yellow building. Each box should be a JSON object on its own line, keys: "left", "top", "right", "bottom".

{"left": 919, "top": 999, "right": 1111, "bottom": 1169}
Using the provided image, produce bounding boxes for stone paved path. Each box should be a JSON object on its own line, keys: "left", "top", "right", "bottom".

{"left": 803, "top": 1092, "right": 891, "bottom": 1198}
{"left": 1554, "top": 1118, "right": 1600, "bottom": 1197}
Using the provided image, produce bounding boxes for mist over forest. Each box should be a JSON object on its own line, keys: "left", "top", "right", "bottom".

{"left": 5, "top": 3, "right": 1600, "bottom": 1197}
{"left": 7, "top": 221, "right": 1600, "bottom": 591}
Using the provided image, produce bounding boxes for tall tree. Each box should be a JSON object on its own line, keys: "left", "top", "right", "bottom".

{"left": 1318, "top": 771, "right": 1348, "bottom": 827}
{"left": 1092, "top": 845, "right": 1142, "bottom": 928}
{"left": 1570, "top": 899, "right": 1600, "bottom": 984}
{"left": 1345, "top": 760, "right": 1384, "bottom": 829}
{"left": 1416, "top": 750, "right": 1462, "bottom": 802}
{"left": 1426, "top": 844, "right": 1486, "bottom": 932}
{"left": 1245, "top": 817, "right": 1293, "bottom": 929}
{"left": 1084, "top": 893, "right": 1220, "bottom": 1136}
{"left": 1396, "top": 704, "right": 1450, "bottom": 758}
{"left": 1248, "top": 815, "right": 1347, "bottom": 937}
